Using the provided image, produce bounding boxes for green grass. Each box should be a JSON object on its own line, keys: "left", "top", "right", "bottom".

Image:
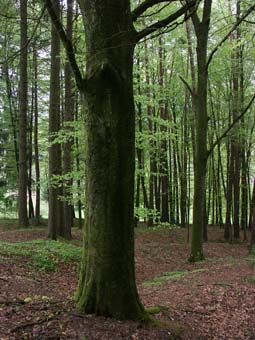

{"left": 136, "top": 223, "right": 180, "bottom": 235}
{"left": 247, "top": 277, "right": 255, "bottom": 285}
{"left": 146, "top": 305, "right": 170, "bottom": 315}
{"left": 143, "top": 269, "right": 208, "bottom": 287}
{"left": 0, "top": 239, "right": 82, "bottom": 271}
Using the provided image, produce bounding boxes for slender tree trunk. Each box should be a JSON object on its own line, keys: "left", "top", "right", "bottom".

{"left": 4, "top": 64, "right": 19, "bottom": 174}
{"left": 62, "top": 0, "right": 74, "bottom": 239}
{"left": 33, "top": 46, "right": 40, "bottom": 224}
{"left": 28, "top": 96, "right": 34, "bottom": 219}
{"left": 48, "top": 0, "right": 62, "bottom": 240}
{"left": 250, "top": 178, "right": 255, "bottom": 247}
{"left": 158, "top": 38, "right": 169, "bottom": 222}
{"left": 74, "top": 95, "right": 83, "bottom": 230}
{"left": 189, "top": 0, "right": 212, "bottom": 261}
{"left": 233, "top": 0, "right": 242, "bottom": 240}
{"left": 136, "top": 56, "right": 149, "bottom": 224}
{"left": 180, "top": 53, "right": 189, "bottom": 228}
{"left": 18, "top": 0, "right": 29, "bottom": 227}
{"left": 144, "top": 41, "right": 154, "bottom": 226}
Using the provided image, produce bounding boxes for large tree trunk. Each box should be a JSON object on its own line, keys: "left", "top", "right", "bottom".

{"left": 18, "top": 0, "right": 29, "bottom": 227}
{"left": 76, "top": 0, "right": 146, "bottom": 320}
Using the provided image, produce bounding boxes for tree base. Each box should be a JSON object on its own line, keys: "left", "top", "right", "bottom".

{"left": 76, "top": 296, "right": 149, "bottom": 321}
{"left": 188, "top": 251, "right": 205, "bottom": 263}
{"left": 76, "top": 274, "right": 149, "bottom": 322}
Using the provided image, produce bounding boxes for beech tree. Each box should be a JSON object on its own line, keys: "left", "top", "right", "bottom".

{"left": 44, "top": 0, "right": 197, "bottom": 320}
{"left": 62, "top": 0, "right": 75, "bottom": 239}
{"left": 185, "top": 0, "right": 255, "bottom": 260}
{"left": 185, "top": 0, "right": 213, "bottom": 261}
{"left": 47, "top": 0, "right": 63, "bottom": 239}
{"left": 18, "top": 0, "right": 29, "bottom": 227}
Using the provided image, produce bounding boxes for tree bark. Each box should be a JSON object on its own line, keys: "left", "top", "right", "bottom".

{"left": 158, "top": 38, "right": 169, "bottom": 223}
{"left": 48, "top": 0, "right": 62, "bottom": 240}
{"left": 76, "top": 0, "right": 146, "bottom": 320}
{"left": 45, "top": 0, "right": 196, "bottom": 320}
{"left": 62, "top": 0, "right": 75, "bottom": 239}
{"left": 189, "top": 0, "right": 212, "bottom": 261}
{"left": 33, "top": 46, "right": 41, "bottom": 225}
{"left": 18, "top": 0, "right": 29, "bottom": 227}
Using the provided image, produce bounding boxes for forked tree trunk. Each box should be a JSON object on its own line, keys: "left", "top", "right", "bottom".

{"left": 46, "top": 0, "right": 196, "bottom": 320}
{"left": 76, "top": 0, "right": 146, "bottom": 320}
{"left": 189, "top": 0, "right": 212, "bottom": 261}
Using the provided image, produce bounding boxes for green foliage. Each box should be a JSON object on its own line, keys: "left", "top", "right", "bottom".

{"left": 247, "top": 277, "right": 255, "bottom": 285}
{"left": 0, "top": 240, "right": 82, "bottom": 271}
{"left": 134, "top": 206, "right": 160, "bottom": 223}
{"left": 135, "top": 223, "right": 180, "bottom": 235}
{"left": 143, "top": 269, "right": 208, "bottom": 287}
{"left": 146, "top": 305, "right": 170, "bottom": 315}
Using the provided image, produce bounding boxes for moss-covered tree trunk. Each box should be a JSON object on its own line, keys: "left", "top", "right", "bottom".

{"left": 45, "top": 0, "right": 197, "bottom": 320}
{"left": 76, "top": 0, "right": 146, "bottom": 320}
{"left": 189, "top": 0, "right": 212, "bottom": 261}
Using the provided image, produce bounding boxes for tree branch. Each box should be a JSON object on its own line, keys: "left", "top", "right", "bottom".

{"left": 135, "top": 0, "right": 197, "bottom": 42}
{"left": 202, "top": 0, "right": 212, "bottom": 24}
{"left": 207, "top": 93, "right": 255, "bottom": 157}
{"left": 132, "top": 0, "right": 172, "bottom": 22}
{"left": 0, "top": 5, "right": 47, "bottom": 66}
{"left": 182, "top": 0, "right": 200, "bottom": 32}
{"left": 206, "top": 4, "right": 255, "bottom": 69}
{"left": 179, "top": 74, "right": 193, "bottom": 96}
{"left": 44, "top": 0, "right": 84, "bottom": 91}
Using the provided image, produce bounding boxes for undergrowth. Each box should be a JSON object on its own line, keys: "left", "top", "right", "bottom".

{"left": 0, "top": 240, "right": 82, "bottom": 271}
{"left": 143, "top": 269, "right": 208, "bottom": 287}
{"left": 136, "top": 223, "right": 180, "bottom": 235}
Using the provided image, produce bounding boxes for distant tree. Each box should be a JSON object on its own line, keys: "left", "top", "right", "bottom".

{"left": 185, "top": 0, "right": 213, "bottom": 261}
{"left": 62, "top": 0, "right": 74, "bottom": 239}
{"left": 18, "top": 0, "right": 29, "bottom": 227}
{"left": 33, "top": 45, "right": 41, "bottom": 225}
{"left": 47, "top": 0, "right": 63, "bottom": 239}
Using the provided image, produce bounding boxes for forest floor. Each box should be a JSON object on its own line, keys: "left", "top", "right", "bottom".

{"left": 0, "top": 221, "right": 255, "bottom": 339}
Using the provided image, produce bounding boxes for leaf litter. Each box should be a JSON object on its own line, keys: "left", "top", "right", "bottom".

{"left": 0, "top": 224, "right": 255, "bottom": 339}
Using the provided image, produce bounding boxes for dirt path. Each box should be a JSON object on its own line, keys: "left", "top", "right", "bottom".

{"left": 0, "top": 225, "right": 254, "bottom": 339}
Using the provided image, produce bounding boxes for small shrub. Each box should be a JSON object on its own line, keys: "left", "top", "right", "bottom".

{"left": 0, "top": 240, "right": 82, "bottom": 271}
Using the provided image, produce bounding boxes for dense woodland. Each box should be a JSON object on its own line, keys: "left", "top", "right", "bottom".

{"left": 0, "top": 0, "right": 255, "bottom": 338}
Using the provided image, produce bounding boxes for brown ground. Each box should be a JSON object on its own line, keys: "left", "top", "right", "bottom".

{"left": 0, "top": 223, "right": 255, "bottom": 339}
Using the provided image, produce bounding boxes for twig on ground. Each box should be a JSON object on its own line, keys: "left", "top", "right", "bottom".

{"left": 0, "top": 277, "right": 8, "bottom": 282}
{"left": 11, "top": 313, "right": 61, "bottom": 333}
{"left": 0, "top": 299, "right": 25, "bottom": 306}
